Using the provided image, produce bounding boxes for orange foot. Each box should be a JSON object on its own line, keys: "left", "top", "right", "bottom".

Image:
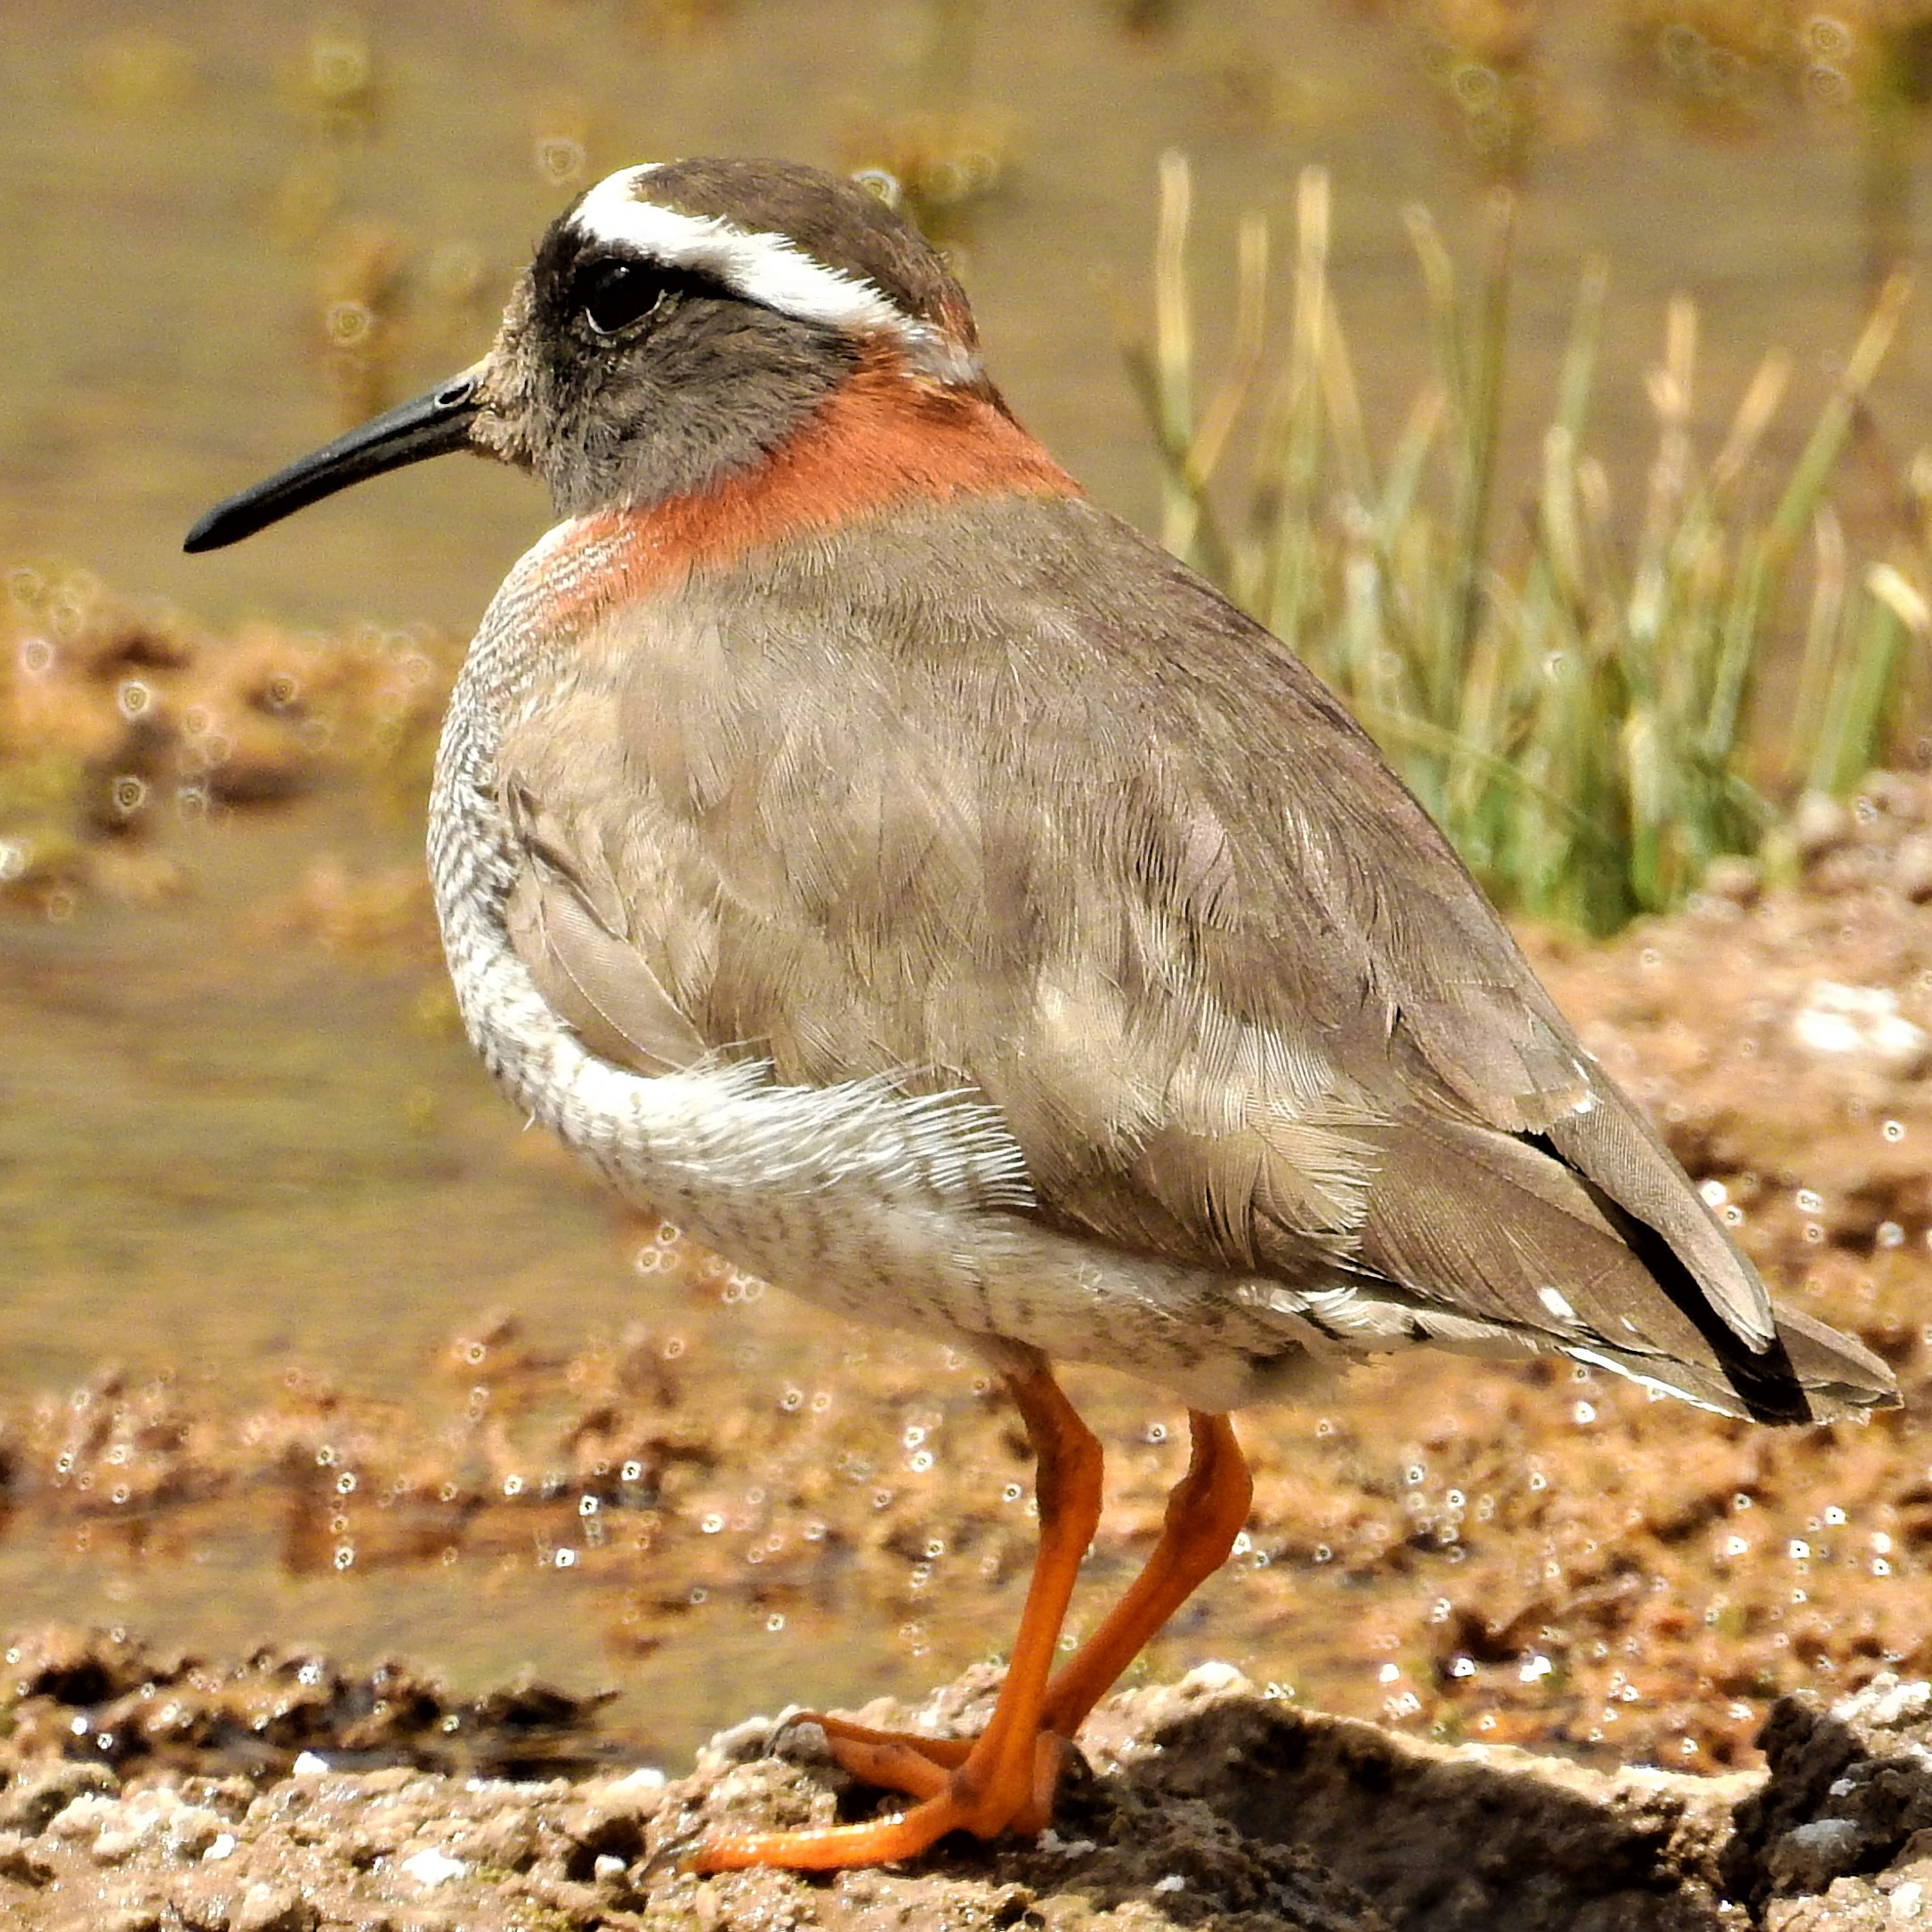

{"left": 678, "top": 1378, "right": 1251, "bottom": 1874}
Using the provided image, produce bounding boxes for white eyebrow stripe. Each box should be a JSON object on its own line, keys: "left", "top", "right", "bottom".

{"left": 570, "top": 166, "right": 980, "bottom": 385}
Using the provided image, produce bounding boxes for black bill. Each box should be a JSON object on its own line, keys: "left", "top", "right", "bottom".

{"left": 183, "top": 368, "right": 485, "bottom": 554}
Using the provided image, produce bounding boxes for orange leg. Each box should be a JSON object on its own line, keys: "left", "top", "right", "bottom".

{"left": 694, "top": 1354, "right": 1103, "bottom": 1871}
{"left": 747, "top": 1411, "right": 1251, "bottom": 1847}
{"left": 1039, "top": 1411, "right": 1250, "bottom": 1737}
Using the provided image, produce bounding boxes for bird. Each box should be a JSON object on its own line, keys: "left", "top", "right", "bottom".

{"left": 186, "top": 157, "right": 1897, "bottom": 1871}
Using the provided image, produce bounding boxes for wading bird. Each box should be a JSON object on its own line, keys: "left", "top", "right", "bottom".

{"left": 187, "top": 158, "right": 1896, "bottom": 1870}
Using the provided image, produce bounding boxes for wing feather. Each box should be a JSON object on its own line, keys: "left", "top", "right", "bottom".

{"left": 493, "top": 490, "right": 1890, "bottom": 1419}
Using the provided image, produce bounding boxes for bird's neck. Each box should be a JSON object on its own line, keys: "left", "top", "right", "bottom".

{"left": 547, "top": 363, "right": 1079, "bottom": 623}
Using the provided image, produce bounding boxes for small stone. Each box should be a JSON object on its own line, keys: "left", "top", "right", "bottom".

{"left": 0, "top": 1762, "right": 118, "bottom": 1832}
{"left": 93, "top": 1823, "right": 145, "bottom": 1863}
{"left": 47, "top": 1792, "right": 120, "bottom": 1840}
{"left": 0, "top": 1831, "right": 54, "bottom": 1887}
{"left": 232, "top": 1881, "right": 317, "bottom": 1932}
{"left": 1852, "top": 1677, "right": 1932, "bottom": 1729}
{"left": 1177, "top": 1660, "right": 1250, "bottom": 1698}
{"left": 1896, "top": 835, "right": 1932, "bottom": 903}
{"left": 1795, "top": 792, "right": 1853, "bottom": 862}
{"left": 1702, "top": 855, "right": 1762, "bottom": 906}
{"left": 100, "top": 1907, "right": 165, "bottom": 1932}
{"left": 399, "top": 1846, "right": 466, "bottom": 1888}
{"left": 166, "top": 1805, "right": 230, "bottom": 1860}
{"left": 1770, "top": 1816, "right": 1867, "bottom": 1892}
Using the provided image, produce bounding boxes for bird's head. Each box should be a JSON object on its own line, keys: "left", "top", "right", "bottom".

{"left": 185, "top": 158, "right": 989, "bottom": 551}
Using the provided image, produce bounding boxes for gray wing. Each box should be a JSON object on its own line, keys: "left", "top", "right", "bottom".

{"left": 497, "top": 491, "right": 1893, "bottom": 1422}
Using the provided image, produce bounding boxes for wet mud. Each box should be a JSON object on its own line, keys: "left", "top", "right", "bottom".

{"left": 11, "top": 1647, "right": 1932, "bottom": 1928}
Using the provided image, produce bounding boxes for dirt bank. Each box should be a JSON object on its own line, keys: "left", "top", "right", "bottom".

{"left": 10, "top": 1641, "right": 1932, "bottom": 1930}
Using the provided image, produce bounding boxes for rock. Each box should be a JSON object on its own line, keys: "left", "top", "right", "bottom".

{"left": 0, "top": 1828, "right": 54, "bottom": 1886}
{"left": 1727, "top": 1675, "right": 1932, "bottom": 1920}
{"left": 1794, "top": 791, "right": 1854, "bottom": 862}
{"left": 1768, "top": 1816, "right": 1867, "bottom": 1890}
{"left": 0, "top": 1760, "right": 118, "bottom": 1832}
{"left": 16, "top": 1665, "right": 1932, "bottom": 1928}
{"left": 1895, "top": 832, "right": 1932, "bottom": 902}
{"left": 232, "top": 1880, "right": 317, "bottom": 1932}
{"left": 1702, "top": 854, "right": 1762, "bottom": 905}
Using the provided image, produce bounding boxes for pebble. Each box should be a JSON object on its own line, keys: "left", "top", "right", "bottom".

{"left": 0, "top": 1829, "right": 54, "bottom": 1887}
{"left": 399, "top": 1846, "right": 467, "bottom": 1888}
{"left": 1794, "top": 792, "right": 1853, "bottom": 861}
{"left": 232, "top": 1881, "right": 317, "bottom": 1932}
{"left": 1770, "top": 1816, "right": 1866, "bottom": 1891}
{"left": 1894, "top": 834, "right": 1932, "bottom": 902}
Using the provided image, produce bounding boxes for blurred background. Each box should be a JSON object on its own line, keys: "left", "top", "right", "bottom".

{"left": 4, "top": 0, "right": 1932, "bottom": 1783}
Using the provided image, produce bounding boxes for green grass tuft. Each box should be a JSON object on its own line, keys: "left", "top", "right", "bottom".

{"left": 1127, "top": 157, "right": 1928, "bottom": 935}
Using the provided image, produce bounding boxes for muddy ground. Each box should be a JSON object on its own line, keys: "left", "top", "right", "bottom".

{"left": 9, "top": 1640, "right": 1932, "bottom": 1928}
{"left": 8, "top": 581, "right": 1932, "bottom": 1923}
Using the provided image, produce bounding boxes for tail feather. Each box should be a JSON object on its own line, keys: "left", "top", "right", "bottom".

{"left": 1317, "top": 1105, "right": 1900, "bottom": 1427}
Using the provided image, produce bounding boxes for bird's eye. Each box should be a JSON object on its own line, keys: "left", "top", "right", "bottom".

{"left": 576, "top": 258, "right": 669, "bottom": 336}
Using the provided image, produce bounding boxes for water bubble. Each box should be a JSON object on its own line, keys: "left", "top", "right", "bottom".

{"left": 333, "top": 1544, "right": 355, "bottom": 1570}
{"left": 1146, "top": 1422, "right": 1168, "bottom": 1444}
{"left": 335, "top": 1473, "right": 356, "bottom": 1496}
{"left": 779, "top": 1387, "right": 804, "bottom": 1412}
{"left": 1884, "top": 1120, "right": 1906, "bottom": 1144}
{"left": 578, "top": 1495, "right": 599, "bottom": 1517}
{"left": 908, "top": 1451, "right": 934, "bottom": 1475}
{"left": 554, "top": 1548, "right": 577, "bottom": 1568}
{"left": 1002, "top": 1483, "right": 1024, "bottom": 1503}
{"left": 502, "top": 1475, "right": 524, "bottom": 1498}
